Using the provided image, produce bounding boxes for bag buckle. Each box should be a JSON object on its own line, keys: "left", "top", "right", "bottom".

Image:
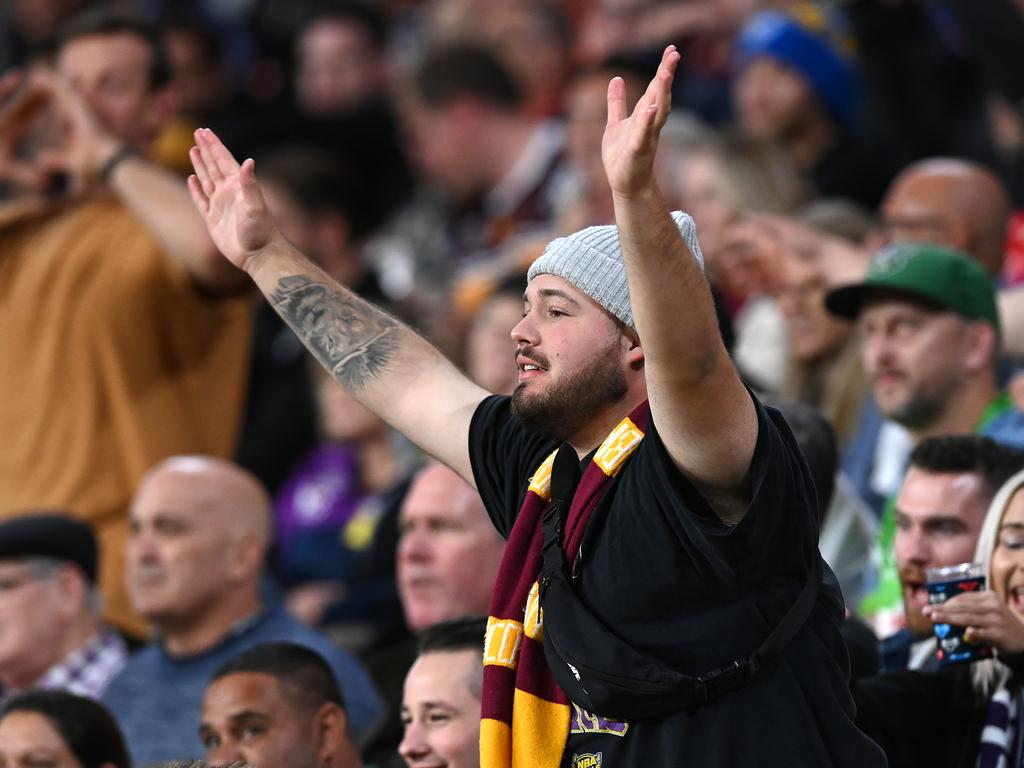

{"left": 694, "top": 655, "right": 760, "bottom": 703}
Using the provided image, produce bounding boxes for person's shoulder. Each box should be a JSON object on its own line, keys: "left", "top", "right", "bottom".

{"left": 101, "top": 642, "right": 167, "bottom": 700}
{"left": 246, "top": 604, "right": 348, "bottom": 657}
{"left": 120, "top": 640, "right": 164, "bottom": 668}
{"left": 983, "top": 401, "right": 1024, "bottom": 450}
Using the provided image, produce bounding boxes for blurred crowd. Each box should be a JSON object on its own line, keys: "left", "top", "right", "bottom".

{"left": 2, "top": 0, "right": 1024, "bottom": 766}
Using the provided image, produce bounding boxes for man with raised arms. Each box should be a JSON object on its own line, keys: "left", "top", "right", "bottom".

{"left": 188, "top": 46, "right": 883, "bottom": 767}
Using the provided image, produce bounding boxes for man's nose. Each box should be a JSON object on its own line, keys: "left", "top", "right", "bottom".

{"left": 399, "top": 720, "right": 430, "bottom": 762}
{"left": 903, "top": 529, "right": 932, "bottom": 566}
{"left": 207, "top": 741, "right": 246, "bottom": 767}
{"left": 399, "top": 526, "right": 432, "bottom": 562}
{"left": 511, "top": 312, "right": 537, "bottom": 345}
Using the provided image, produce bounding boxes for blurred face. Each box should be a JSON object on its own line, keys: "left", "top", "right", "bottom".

{"left": 675, "top": 151, "right": 738, "bottom": 260}
{"left": 894, "top": 468, "right": 989, "bottom": 635}
{"left": 879, "top": 174, "right": 958, "bottom": 250}
{"left": 316, "top": 370, "right": 386, "bottom": 442}
{"left": 565, "top": 73, "right": 611, "bottom": 192}
{"left": 127, "top": 469, "right": 237, "bottom": 628}
{"left": 992, "top": 488, "right": 1024, "bottom": 622}
{"left": 164, "top": 28, "right": 223, "bottom": 118}
{"left": 860, "top": 299, "right": 976, "bottom": 430}
{"left": 261, "top": 180, "right": 315, "bottom": 255}
{"left": 402, "top": 99, "right": 481, "bottom": 202}
{"left": 57, "top": 32, "right": 163, "bottom": 146}
{"left": 510, "top": 274, "right": 631, "bottom": 442}
{"left": 400, "top": 650, "right": 481, "bottom": 768}
{"left": 487, "top": 6, "right": 568, "bottom": 108}
{"left": 201, "top": 672, "right": 326, "bottom": 768}
{"left": 397, "top": 467, "right": 505, "bottom": 632}
{"left": 734, "top": 57, "right": 816, "bottom": 141}
{"left": 0, "top": 560, "right": 68, "bottom": 688}
{"left": 466, "top": 294, "right": 523, "bottom": 394}
{"left": 0, "top": 711, "right": 82, "bottom": 768}
{"left": 296, "top": 19, "right": 383, "bottom": 114}
{"left": 772, "top": 221, "right": 858, "bottom": 361}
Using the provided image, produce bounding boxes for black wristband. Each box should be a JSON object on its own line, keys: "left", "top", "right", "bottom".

{"left": 98, "top": 145, "right": 136, "bottom": 181}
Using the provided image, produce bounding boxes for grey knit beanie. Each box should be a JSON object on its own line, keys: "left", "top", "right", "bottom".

{"left": 526, "top": 211, "right": 704, "bottom": 329}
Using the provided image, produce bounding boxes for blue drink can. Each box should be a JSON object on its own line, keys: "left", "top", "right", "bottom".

{"left": 925, "top": 562, "right": 993, "bottom": 667}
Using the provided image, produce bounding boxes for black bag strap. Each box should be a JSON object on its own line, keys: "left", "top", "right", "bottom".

{"left": 540, "top": 444, "right": 820, "bottom": 712}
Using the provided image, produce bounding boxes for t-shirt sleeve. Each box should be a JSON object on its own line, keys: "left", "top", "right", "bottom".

{"left": 639, "top": 390, "right": 819, "bottom": 570}
{"left": 469, "top": 395, "right": 559, "bottom": 539}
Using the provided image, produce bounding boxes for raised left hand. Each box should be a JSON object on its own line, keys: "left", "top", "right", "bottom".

{"left": 601, "top": 44, "right": 680, "bottom": 198}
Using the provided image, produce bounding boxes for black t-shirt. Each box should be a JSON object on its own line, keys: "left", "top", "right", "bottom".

{"left": 469, "top": 394, "right": 886, "bottom": 767}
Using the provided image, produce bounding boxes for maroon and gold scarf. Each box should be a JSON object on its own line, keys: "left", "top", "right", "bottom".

{"left": 480, "top": 401, "right": 649, "bottom": 768}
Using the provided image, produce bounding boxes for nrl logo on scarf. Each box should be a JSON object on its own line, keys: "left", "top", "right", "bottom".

{"left": 571, "top": 753, "right": 603, "bottom": 768}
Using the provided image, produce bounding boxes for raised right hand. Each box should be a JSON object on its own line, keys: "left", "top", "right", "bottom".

{"left": 188, "top": 127, "right": 280, "bottom": 272}
{"left": 924, "top": 590, "right": 1024, "bottom": 656}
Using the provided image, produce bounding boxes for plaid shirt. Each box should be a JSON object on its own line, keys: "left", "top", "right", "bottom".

{"left": 33, "top": 629, "right": 128, "bottom": 700}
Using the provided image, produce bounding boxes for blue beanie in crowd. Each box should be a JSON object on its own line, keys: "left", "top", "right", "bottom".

{"left": 734, "top": 9, "right": 858, "bottom": 129}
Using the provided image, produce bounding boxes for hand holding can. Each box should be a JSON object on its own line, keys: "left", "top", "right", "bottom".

{"left": 924, "top": 562, "right": 993, "bottom": 667}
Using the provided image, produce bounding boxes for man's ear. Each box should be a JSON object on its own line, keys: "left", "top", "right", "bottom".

{"left": 963, "top": 320, "right": 997, "bottom": 374}
{"left": 53, "top": 563, "right": 88, "bottom": 620}
{"left": 621, "top": 328, "right": 644, "bottom": 370}
{"left": 225, "top": 533, "right": 266, "bottom": 582}
{"left": 313, "top": 702, "right": 349, "bottom": 764}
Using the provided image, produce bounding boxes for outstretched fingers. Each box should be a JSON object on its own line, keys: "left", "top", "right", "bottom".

{"left": 239, "top": 157, "right": 263, "bottom": 209}
{"left": 607, "top": 76, "right": 627, "bottom": 126}
{"left": 187, "top": 173, "right": 209, "bottom": 215}
{"left": 644, "top": 46, "right": 680, "bottom": 128}
{"left": 196, "top": 127, "right": 240, "bottom": 179}
{"left": 189, "top": 144, "right": 216, "bottom": 201}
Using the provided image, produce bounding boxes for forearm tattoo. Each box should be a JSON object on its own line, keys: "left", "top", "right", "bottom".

{"left": 269, "top": 275, "right": 399, "bottom": 390}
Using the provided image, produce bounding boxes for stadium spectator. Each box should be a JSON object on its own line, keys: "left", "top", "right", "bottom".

{"left": 201, "top": 642, "right": 362, "bottom": 768}
{"left": 0, "top": 690, "right": 130, "bottom": 768}
{"left": 103, "top": 456, "right": 382, "bottom": 765}
{"left": 0, "top": 7, "right": 251, "bottom": 637}
{"left": 883, "top": 436, "right": 1023, "bottom": 671}
{"left": 399, "top": 617, "right": 486, "bottom": 768}
{"left": 0, "top": 515, "right": 126, "bottom": 704}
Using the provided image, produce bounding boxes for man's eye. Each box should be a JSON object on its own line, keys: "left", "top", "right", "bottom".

{"left": 241, "top": 725, "right": 266, "bottom": 740}
{"left": 427, "top": 712, "right": 452, "bottom": 724}
{"left": 201, "top": 733, "right": 220, "bottom": 749}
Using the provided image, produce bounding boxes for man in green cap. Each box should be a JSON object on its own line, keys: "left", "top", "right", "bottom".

{"left": 826, "top": 241, "right": 1024, "bottom": 654}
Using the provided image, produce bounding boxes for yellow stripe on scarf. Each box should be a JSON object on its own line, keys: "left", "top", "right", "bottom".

{"left": 482, "top": 696, "right": 573, "bottom": 768}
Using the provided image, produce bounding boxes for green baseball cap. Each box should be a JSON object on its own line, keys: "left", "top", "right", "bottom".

{"left": 825, "top": 242, "right": 1000, "bottom": 331}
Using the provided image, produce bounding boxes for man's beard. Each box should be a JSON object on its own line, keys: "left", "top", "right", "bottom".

{"left": 900, "top": 566, "right": 934, "bottom": 637}
{"left": 885, "top": 390, "right": 950, "bottom": 431}
{"left": 875, "top": 369, "right": 959, "bottom": 431}
{"left": 511, "top": 346, "right": 629, "bottom": 442}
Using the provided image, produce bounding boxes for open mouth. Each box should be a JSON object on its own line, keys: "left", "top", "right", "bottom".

{"left": 1010, "top": 585, "right": 1024, "bottom": 613}
{"left": 903, "top": 581, "right": 929, "bottom": 610}
{"left": 517, "top": 354, "right": 548, "bottom": 379}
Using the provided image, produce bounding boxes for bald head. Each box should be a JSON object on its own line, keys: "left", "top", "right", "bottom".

{"left": 138, "top": 456, "right": 272, "bottom": 541}
{"left": 882, "top": 158, "right": 1010, "bottom": 275}
{"left": 127, "top": 456, "right": 272, "bottom": 636}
